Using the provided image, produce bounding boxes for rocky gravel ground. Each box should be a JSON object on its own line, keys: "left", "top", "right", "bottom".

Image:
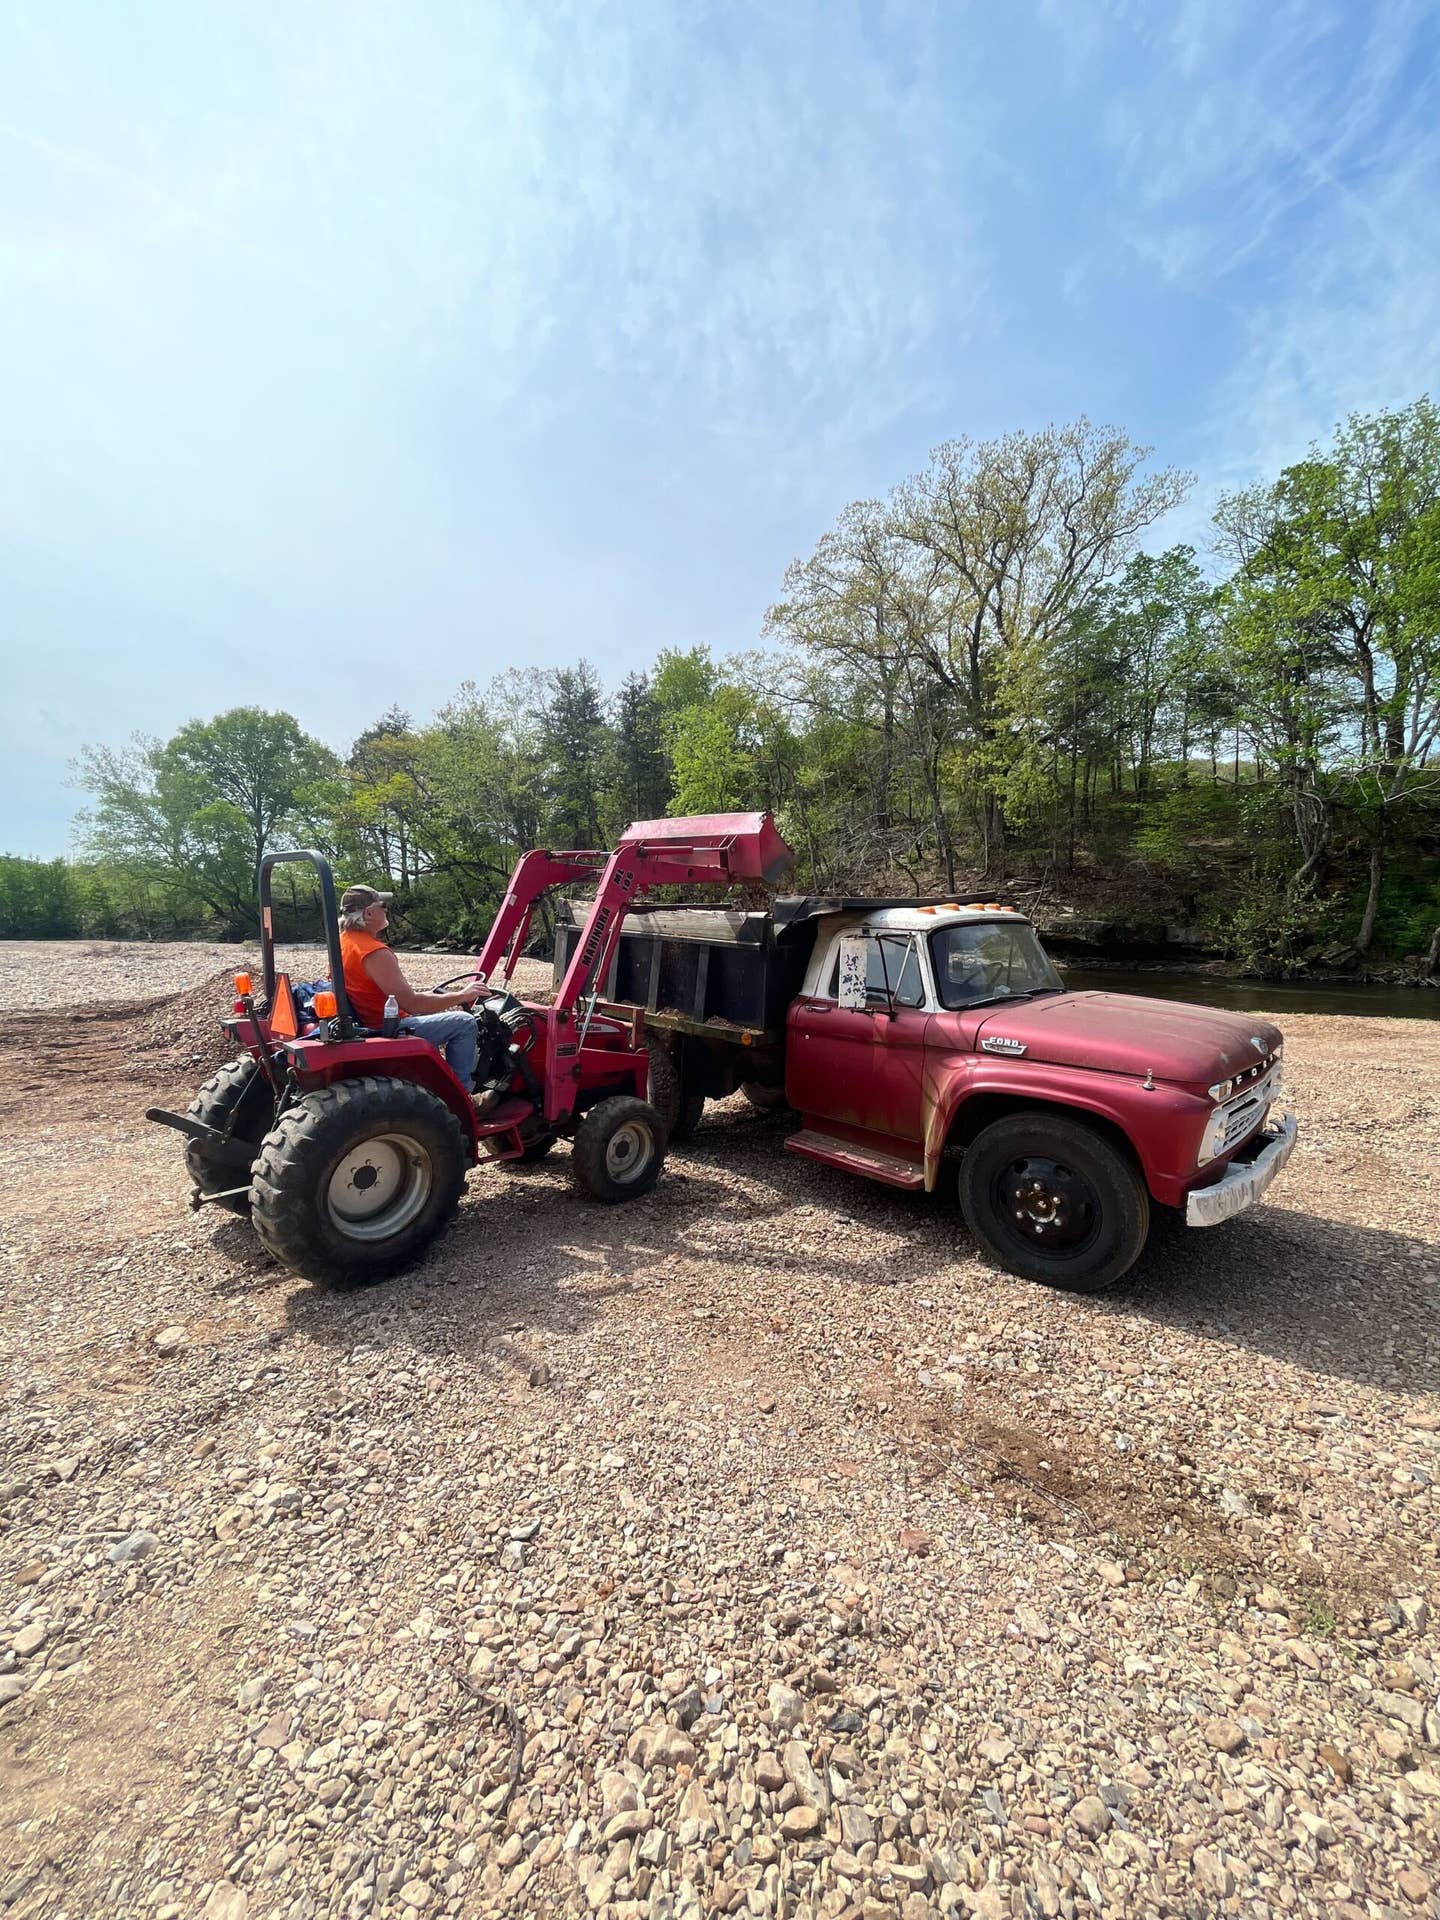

{"left": 0, "top": 945, "right": 1437, "bottom": 1920}
{"left": 0, "top": 942, "right": 481, "bottom": 1014}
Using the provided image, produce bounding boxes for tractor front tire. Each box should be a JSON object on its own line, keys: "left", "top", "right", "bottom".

{"left": 572, "top": 1096, "right": 667, "bottom": 1204}
{"left": 185, "top": 1055, "right": 273, "bottom": 1215}
{"left": 249, "top": 1076, "right": 468, "bottom": 1286}
{"left": 645, "top": 1038, "right": 705, "bottom": 1142}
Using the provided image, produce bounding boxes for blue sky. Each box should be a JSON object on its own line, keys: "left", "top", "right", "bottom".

{"left": 3, "top": 0, "right": 1437, "bottom": 856}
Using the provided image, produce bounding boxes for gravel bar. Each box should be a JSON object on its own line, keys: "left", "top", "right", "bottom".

{"left": 0, "top": 940, "right": 519, "bottom": 1013}
{"left": 0, "top": 944, "right": 1436, "bottom": 1920}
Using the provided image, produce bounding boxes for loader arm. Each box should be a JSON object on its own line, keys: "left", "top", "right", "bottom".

{"left": 473, "top": 848, "right": 610, "bottom": 986}
{"left": 474, "top": 813, "right": 793, "bottom": 1129}
{"left": 550, "top": 813, "right": 793, "bottom": 1019}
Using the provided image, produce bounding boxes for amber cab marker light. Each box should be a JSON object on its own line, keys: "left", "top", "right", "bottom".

{"left": 234, "top": 972, "right": 253, "bottom": 995}
{"left": 312, "top": 990, "right": 338, "bottom": 1019}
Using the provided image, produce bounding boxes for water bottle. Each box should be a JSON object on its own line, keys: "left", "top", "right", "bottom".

{"left": 382, "top": 993, "right": 399, "bottom": 1037}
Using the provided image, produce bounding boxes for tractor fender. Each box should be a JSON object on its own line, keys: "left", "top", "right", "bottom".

{"left": 289, "top": 1036, "right": 482, "bottom": 1154}
{"left": 922, "top": 1057, "right": 1206, "bottom": 1205}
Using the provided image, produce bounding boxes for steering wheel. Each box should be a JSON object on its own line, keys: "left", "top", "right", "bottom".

{"left": 427, "top": 971, "right": 486, "bottom": 994}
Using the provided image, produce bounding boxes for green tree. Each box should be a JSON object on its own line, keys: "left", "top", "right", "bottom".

{"left": 76, "top": 708, "right": 337, "bottom": 933}
{"left": 0, "top": 856, "right": 79, "bottom": 937}
{"left": 338, "top": 706, "right": 424, "bottom": 888}
{"left": 1216, "top": 399, "right": 1440, "bottom": 945}
{"left": 896, "top": 419, "right": 1191, "bottom": 865}
{"left": 668, "top": 695, "right": 756, "bottom": 814}
{"left": 651, "top": 646, "right": 717, "bottom": 730}
{"left": 608, "top": 672, "right": 670, "bottom": 829}
{"left": 540, "top": 664, "right": 610, "bottom": 847}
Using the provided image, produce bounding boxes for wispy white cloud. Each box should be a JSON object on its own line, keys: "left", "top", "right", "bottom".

{"left": 1049, "top": 0, "right": 1440, "bottom": 533}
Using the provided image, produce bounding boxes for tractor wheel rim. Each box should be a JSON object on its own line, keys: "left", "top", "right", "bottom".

{"left": 325, "top": 1133, "right": 433, "bottom": 1241}
{"left": 604, "top": 1120, "right": 654, "bottom": 1183}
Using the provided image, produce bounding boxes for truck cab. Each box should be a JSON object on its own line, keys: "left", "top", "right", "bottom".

{"left": 784, "top": 903, "right": 1295, "bottom": 1290}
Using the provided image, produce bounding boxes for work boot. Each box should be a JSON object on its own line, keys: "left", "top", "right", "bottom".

{"left": 472, "top": 1087, "right": 501, "bottom": 1118}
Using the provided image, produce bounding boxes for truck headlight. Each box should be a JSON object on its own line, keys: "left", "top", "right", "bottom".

{"left": 1198, "top": 1111, "right": 1231, "bottom": 1167}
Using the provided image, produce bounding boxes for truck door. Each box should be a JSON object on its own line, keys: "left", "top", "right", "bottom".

{"left": 786, "top": 932, "right": 929, "bottom": 1141}
{"left": 865, "top": 936, "right": 931, "bottom": 1143}
{"left": 786, "top": 968, "right": 876, "bottom": 1127}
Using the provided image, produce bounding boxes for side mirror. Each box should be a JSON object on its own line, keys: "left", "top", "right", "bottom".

{"left": 837, "top": 934, "right": 869, "bottom": 1011}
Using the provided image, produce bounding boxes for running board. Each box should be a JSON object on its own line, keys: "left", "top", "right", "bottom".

{"left": 784, "top": 1129, "right": 925, "bottom": 1190}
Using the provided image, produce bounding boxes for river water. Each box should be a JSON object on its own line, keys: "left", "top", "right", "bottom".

{"left": 1058, "top": 964, "right": 1438, "bottom": 1021}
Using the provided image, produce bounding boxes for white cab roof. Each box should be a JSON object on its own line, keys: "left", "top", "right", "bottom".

{"left": 817, "top": 905, "right": 1032, "bottom": 935}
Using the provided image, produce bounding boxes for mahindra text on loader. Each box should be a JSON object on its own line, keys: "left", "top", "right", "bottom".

{"left": 149, "top": 812, "right": 1296, "bottom": 1292}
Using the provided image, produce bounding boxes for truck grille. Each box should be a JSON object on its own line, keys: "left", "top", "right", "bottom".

{"left": 1215, "top": 1066, "right": 1280, "bottom": 1151}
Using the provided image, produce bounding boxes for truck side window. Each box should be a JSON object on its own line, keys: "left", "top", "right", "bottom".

{"left": 827, "top": 935, "right": 926, "bottom": 1008}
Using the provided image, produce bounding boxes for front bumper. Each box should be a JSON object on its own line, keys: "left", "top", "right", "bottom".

{"left": 1186, "top": 1112, "right": 1298, "bottom": 1227}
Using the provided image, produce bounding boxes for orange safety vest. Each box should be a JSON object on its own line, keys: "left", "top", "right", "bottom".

{"left": 338, "top": 929, "right": 390, "bottom": 1029}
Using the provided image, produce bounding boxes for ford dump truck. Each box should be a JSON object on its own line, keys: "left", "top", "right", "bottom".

{"left": 556, "top": 858, "right": 1296, "bottom": 1293}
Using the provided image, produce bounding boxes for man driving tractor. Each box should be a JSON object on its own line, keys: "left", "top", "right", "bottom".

{"left": 338, "top": 885, "right": 490, "bottom": 1102}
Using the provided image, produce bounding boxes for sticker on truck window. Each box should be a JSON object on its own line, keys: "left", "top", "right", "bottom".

{"left": 837, "top": 936, "right": 868, "bottom": 1010}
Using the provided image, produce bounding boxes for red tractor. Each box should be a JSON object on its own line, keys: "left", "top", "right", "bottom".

{"left": 147, "top": 813, "right": 793, "bottom": 1285}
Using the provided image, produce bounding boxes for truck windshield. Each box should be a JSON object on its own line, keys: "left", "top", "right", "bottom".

{"left": 929, "top": 922, "right": 1063, "bottom": 1009}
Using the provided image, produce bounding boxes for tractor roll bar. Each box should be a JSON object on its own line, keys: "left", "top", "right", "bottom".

{"left": 258, "top": 850, "right": 355, "bottom": 1039}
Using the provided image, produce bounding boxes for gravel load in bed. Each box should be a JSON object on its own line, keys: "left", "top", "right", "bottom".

{"left": 0, "top": 942, "right": 1436, "bottom": 1920}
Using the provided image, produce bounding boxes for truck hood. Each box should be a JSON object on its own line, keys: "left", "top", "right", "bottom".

{"left": 972, "top": 993, "right": 1282, "bottom": 1088}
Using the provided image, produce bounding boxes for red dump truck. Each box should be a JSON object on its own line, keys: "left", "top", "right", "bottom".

{"left": 556, "top": 847, "right": 1296, "bottom": 1293}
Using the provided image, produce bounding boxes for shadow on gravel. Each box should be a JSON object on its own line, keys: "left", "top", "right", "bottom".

{"left": 200, "top": 1150, "right": 763, "bottom": 1391}
{"left": 682, "top": 1107, "right": 1440, "bottom": 1399}
{"left": 198, "top": 1102, "right": 1436, "bottom": 1403}
{"left": 1120, "top": 1205, "right": 1439, "bottom": 1397}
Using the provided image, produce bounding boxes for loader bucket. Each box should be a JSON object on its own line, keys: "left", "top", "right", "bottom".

{"left": 621, "top": 812, "right": 795, "bottom": 887}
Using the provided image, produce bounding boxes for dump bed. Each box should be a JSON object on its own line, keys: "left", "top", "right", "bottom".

{"left": 553, "top": 901, "right": 811, "bottom": 1037}
{"left": 552, "top": 893, "right": 1002, "bottom": 1038}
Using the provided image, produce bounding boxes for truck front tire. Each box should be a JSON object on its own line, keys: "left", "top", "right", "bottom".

{"left": 249, "top": 1076, "right": 469, "bottom": 1285}
{"left": 958, "top": 1113, "right": 1149, "bottom": 1293}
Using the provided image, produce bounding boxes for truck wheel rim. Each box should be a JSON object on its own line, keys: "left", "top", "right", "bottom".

{"left": 604, "top": 1120, "right": 654, "bottom": 1183}
{"left": 325, "top": 1133, "right": 433, "bottom": 1241}
{"left": 996, "top": 1155, "right": 1098, "bottom": 1256}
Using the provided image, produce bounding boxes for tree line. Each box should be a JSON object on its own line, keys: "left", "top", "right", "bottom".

{"left": 4, "top": 401, "right": 1437, "bottom": 972}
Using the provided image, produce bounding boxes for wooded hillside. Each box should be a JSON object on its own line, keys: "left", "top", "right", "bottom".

{"left": 6, "top": 403, "right": 1438, "bottom": 974}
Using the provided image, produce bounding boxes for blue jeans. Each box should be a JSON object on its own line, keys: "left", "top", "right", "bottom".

{"left": 398, "top": 1011, "right": 478, "bottom": 1089}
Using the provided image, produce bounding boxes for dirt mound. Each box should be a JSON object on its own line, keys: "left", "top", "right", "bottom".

{"left": 0, "top": 973, "right": 241, "bottom": 1128}
{"left": 127, "top": 968, "right": 245, "bottom": 1079}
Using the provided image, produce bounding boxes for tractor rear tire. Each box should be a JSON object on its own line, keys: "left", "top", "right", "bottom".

{"left": 249, "top": 1076, "right": 468, "bottom": 1286}
{"left": 645, "top": 1038, "right": 705, "bottom": 1142}
{"left": 572, "top": 1096, "right": 667, "bottom": 1204}
{"left": 185, "top": 1055, "right": 273, "bottom": 1214}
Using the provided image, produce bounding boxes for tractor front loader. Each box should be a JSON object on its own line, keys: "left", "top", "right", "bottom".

{"left": 146, "top": 813, "right": 793, "bottom": 1286}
